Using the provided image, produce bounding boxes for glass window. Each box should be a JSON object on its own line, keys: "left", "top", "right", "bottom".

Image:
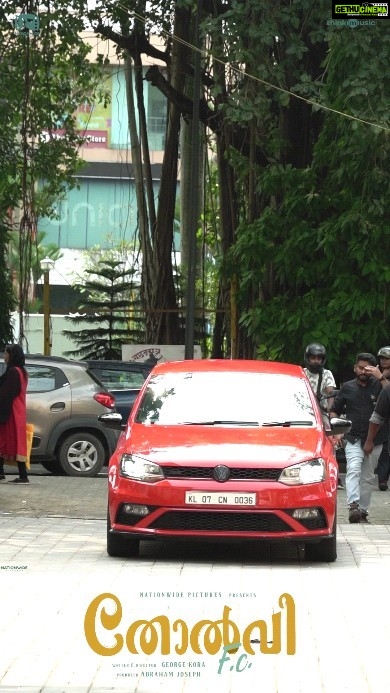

{"left": 110, "top": 67, "right": 167, "bottom": 151}
{"left": 94, "top": 367, "right": 146, "bottom": 391}
{"left": 38, "top": 179, "right": 139, "bottom": 248}
{"left": 135, "top": 372, "right": 316, "bottom": 426}
{"left": 26, "top": 365, "right": 69, "bottom": 393}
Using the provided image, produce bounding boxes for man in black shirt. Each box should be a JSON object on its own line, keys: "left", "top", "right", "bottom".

{"left": 364, "top": 380, "right": 390, "bottom": 492}
{"left": 371, "top": 346, "right": 390, "bottom": 490}
{"left": 330, "top": 353, "right": 387, "bottom": 523}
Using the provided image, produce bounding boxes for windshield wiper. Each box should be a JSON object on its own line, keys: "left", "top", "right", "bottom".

{"left": 181, "top": 420, "right": 260, "bottom": 426}
{"left": 262, "top": 420, "right": 313, "bottom": 427}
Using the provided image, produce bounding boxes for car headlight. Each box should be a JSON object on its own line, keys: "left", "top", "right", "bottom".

{"left": 279, "top": 458, "right": 326, "bottom": 485}
{"left": 119, "top": 454, "right": 164, "bottom": 483}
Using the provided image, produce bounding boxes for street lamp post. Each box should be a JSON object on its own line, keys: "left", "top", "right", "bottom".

{"left": 184, "top": 0, "right": 202, "bottom": 359}
{"left": 40, "top": 257, "right": 55, "bottom": 355}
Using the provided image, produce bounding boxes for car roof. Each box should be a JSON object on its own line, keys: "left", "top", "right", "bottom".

{"left": 26, "top": 354, "right": 88, "bottom": 368}
{"left": 27, "top": 354, "right": 74, "bottom": 362}
{"left": 86, "top": 360, "right": 152, "bottom": 370}
{"left": 150, "top": 359, "right": 304, "bottom": 376}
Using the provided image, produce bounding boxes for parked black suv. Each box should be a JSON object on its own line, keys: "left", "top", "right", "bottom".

{"left": 86, "top": 360, "right": 152, "bottom": 421}
{"left": 0, "top": 355, "right": 119, "bottom": 477}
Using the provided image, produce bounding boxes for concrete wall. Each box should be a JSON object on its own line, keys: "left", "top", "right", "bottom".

{"left": 12, "top": 313, "right": 86, "bottom": 357}
{"left": 12, "top": 314, "right": 203, "bottom": 361}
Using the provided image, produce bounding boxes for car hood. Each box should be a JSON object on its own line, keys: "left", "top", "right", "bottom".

{"left": 122, "top": 423, "right": 325, "bottom": 467}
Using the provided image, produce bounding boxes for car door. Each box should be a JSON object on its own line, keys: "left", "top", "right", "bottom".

{"left": 26, "top": 363, "right": 72, "bottom": 456}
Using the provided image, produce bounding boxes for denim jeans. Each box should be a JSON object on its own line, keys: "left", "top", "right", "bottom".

{"left": 345, "top": 440, "right": 382, "bottom": 512}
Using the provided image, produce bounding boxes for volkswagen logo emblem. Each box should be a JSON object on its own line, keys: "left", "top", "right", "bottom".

{"left": 213, "top": 465, "right": 230, "bottom": 482}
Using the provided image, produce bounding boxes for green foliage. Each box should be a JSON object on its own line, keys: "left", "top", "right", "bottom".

{"left": 0, "top": 1, "right": 109, "bottom": 337}
{"left": 8, "top": 231, "right": 62, "bottom": 287}
{"left": 231, "top": 128, "right": 390, "bottom": 380}
{"left": 63, "top": 258, "right": 146, "bottom": 359}
{"left": 2, "top": 0, "right": 388, "bottom": 371}
{"left": 79, "top": 1, "right": 388, "bottom": 370}
{"left": 0, "top": 220, "right": 16, "bottom": 346}
{"left": 0, "top": 1, "right": 104, "bottom": 218}
{"left": 196, "top": 161, "right": 223, "bottom": 357}
{"left": 221, "top": 8, "right": 390, "bottom": 378}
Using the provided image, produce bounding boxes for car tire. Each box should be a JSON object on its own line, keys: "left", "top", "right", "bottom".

{"left": 107, "top": 511, "right": 139, "bottom": 558}
{"left": 57, "top": 432, "right": 105, "bottom": 477}
{"left": 40, "top": 460, "right": 66, "bottom": 475}
{"left": 305, "top": 514, "right": 337, "bottom": 563}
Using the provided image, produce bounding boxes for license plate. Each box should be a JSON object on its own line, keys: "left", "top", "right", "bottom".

{"left": 185, "top": 492, "right": 256, "bottom": 506}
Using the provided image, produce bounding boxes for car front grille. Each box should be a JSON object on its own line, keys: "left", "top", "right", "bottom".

{"left": 162, "top": 466, "right": 281, "bottom": 481}
{"left": 149, "top": 511, "right": 291, "bottom": 533}
{"left": 115, "top": 506, "right": 328, "bottom": 532}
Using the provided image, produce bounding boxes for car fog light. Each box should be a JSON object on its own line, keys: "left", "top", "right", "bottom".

{"left": 123, "top": 504, "right": 150, "bottom": 516}
{"left": 291, "top": 508, "right": 320, "bottom": 520}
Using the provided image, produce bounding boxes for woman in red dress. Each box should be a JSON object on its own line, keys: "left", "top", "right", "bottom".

{"left": 0, "top": 344, "right": 29, "bottom": 484}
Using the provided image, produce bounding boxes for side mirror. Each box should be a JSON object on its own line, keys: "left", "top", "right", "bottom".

{"left": 98, "top": 412, "right": 126, "bottom": 431}
{"left": 326, "top": 417, "right": 351, "bottom": 437}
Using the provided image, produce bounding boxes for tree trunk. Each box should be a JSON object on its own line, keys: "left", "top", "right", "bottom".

{"left": 124, "top": 52, "right": 155, "bottom": 339}
{"left": 149, "top": 5, "right": 192, "bottom": 344}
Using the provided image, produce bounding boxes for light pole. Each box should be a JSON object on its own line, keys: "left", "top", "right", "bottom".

{"left": 40, "top": 256, "right": 55, "bottom": 355}
{"left": 185, "top": 0, "right": 202, "bottom": 359}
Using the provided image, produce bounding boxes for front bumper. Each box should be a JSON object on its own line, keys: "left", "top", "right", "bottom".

{"left": 108, "top": 478, "right": 337, "bottom": 542}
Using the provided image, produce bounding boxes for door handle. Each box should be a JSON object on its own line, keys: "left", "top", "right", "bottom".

{"left": 50, "top": 402, "right": 66, "bottom": 412}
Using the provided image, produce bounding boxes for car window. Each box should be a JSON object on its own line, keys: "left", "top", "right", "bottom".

{"left": 26, "top": 365, "right": 69, "bottom": 392}
{"left": 135, "top": 372, "right": 316, "bottom": 425}
{"left": 92, "top": 367, "right": 147, "bottom": 391}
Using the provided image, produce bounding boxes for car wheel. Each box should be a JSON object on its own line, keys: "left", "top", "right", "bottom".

{"left": 40, "top": 461, "right": 66, "bottom": 475}
{"left": 58, "top": 432, "right": 105, "bottom": 477}
{"left": 305, "top": 514, "right": 337, "bottom": 563}
{"left": 107, "top": 511, "right": 139, "bottom": 558}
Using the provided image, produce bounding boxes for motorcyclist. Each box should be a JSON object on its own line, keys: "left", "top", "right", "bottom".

{"left": 377, "top": 346, "right": 390, "bottom": 383}
{"left": 303, "top": 343, "right": 342, "bottom": 489}
{"left": 303, "top": 343, "right": 336, "bottom": 412}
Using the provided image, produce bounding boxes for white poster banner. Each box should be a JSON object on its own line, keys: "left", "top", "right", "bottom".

{"left": 121, "top": 344, "right": 202, "bottom": 365}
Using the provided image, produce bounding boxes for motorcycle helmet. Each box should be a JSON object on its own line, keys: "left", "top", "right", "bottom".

{"left": 304, "top": 343, "right": 327, "bottom": 374}
{"left": 378, "top": 346, "right": 390, "bottom": 359}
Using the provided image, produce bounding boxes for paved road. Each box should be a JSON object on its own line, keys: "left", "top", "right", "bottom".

{"left": 1, "top": 466, "right": 390, "bottom": 692}
{"left": 1, "top": 465, "right": 390, "bottom": 525}
{"left": 0, "top": 464, "right": 107, "bottom": 520}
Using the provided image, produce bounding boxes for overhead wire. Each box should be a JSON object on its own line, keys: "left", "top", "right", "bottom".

{"left": 99, "top": 3, "right": 389, "bottom": 133}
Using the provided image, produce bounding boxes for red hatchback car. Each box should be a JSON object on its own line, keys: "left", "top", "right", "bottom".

{"left": 101, "top": 360, "right": 350, "bottom": 562}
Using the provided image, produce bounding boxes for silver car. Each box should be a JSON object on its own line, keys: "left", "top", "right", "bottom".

{"left": 0, "top": 355, "right": 119, "bottom": 477}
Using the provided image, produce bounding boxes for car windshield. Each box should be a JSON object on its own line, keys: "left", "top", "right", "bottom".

{"left": 134, "top": 371, "right": 316, "bottom": 426}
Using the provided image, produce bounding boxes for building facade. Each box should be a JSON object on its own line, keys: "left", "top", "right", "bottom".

{"left": 37, "top": 33, "right": 170, "bottom": 312}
